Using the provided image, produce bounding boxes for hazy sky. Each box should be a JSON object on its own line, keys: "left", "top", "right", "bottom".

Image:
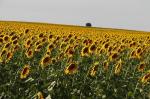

{"left": 0, "top": 0, "right": 150, "bottom": 31}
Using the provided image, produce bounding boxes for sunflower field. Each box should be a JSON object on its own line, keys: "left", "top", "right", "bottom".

{"left": 0, "top": 21, "right": 150, "bottom": 99}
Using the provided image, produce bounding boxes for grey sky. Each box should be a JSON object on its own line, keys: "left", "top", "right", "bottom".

{"left": 0, "top": 0, "right": 150, "bottom": 31}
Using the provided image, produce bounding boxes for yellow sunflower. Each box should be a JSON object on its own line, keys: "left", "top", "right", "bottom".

{"left": 6, "top": 51, "right": 13, "bottom": 63}
{"left": 37, "top": 91, "right": 44, "bottom": 99}
{"left": 81, "top": 46, "right": 89, "bottom": 57}
{"left": 141, "top": 70, "right": 150, "bottom": 84}
{"left": 103, "top": 60, "right": 109, "bottom": 72}
{"left": 89, "top": 62, "right": 99, "bottom": 77}
{"left": 137, "top": 62, "right": 146, "bottom": 72}
{"left": 114, "top": 59, "right": 122, "bottom": 75}
{"left": 20, "top": 65, "right": 30, "bottom": 79}
{"left": 64, "top": 63, "right": 78, "bottom": 75}
{"left": 89, "top": 44, "right": 97, "bottom": 53}
{"left": 40, "top": 55, "right": 51, "bottom": 69}
{"left": 25, "top": 49, "right": 34, "bottom": 58}
{"left": 109, "top": 52, "right": 118, "bottom": 61}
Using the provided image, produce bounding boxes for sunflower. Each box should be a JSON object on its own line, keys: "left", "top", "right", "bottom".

{"left": 3, "top": 35, "right": 9, "bottom": 42}
{"left": 135, "top": 47, "right": 143, "bottom": 59}
{"left": 112, "top": 45, "right": 119, "bottom": 52}
{"left": 40, "top": 55, "right": 51, "bottom": 69}
{"left": 99, "top": 48, "right": 106, "bottom": 54}
{"left": 109, "top": 52, "right": 118, "bottom": 61}
{"left": 13, "top": 44, "right": 20, "bottom": 52}
{"left": 88, "top": 39, "right": 93, "bottom": 45}
{"left": 130, "top": 50, "right": 137, "bottom": 59}
{"left": 38, "top": 33, "right": 44, "bottom": 38}
{"left": 107, "top": 46, "right": 113, "bottom": 53}
{"left": 48, "top": 34, "right": 55, "bottom": 42}
{"left": 66, "top": 47, "right": 75, "bottom": 57}
{"left": 11, "top": 35, "right": 18, "bottom": 41}
{"left": 35, "top": 44, "right": 43, "bottom": 52}
{"left": 4, "top": 42, "right": 11, "bottom": 49}
{"left": 136, "top": 47, "right": 142, "bottom": 54}
{"left": 103, "top": 60, "right": 109, "bottom": 72}
{"left": 89, "top": 62, "right": 99, "bottom": 77}
{"left": 59, "top": 42, "right": 67, "bottom": 50}
{"left": 141, "top": 71, "right": 150, "bottom": 84}
{"left": 129, "top": 41, "right": 138, "bottom": 48}
{"left": 64, "top": 63, "right": 78, "bottom": 75}
{"left": 114, "top": 59, "right": 122, "bottom": 75}
{"left": 35, "top": 40, "right": 41, "bottom": 46}
{"left": 81, "top": 46, "right": 89, "bottom": 57}
{"left": 89, "top": 44, "right": 97, "bottom": 53}
{"left": 67, "top": 34, "right": 73, "bottom": 39}
{"left": 20, "top": 65, "right": 30, "bottom": 79}
{"left": 37, "top": 91, "right": 44, "bottom": 99}
{"left": 46, "top": 50, "right": 51, "bottom": 55}
{"left": 0, "top": 38, "right": 3, "bottom": 43}
{"left": 47, "top": 43, "right": 55, "bottom": 52}
{"left": 117, "top": 44, "right": 125, "bottom": 53}
{"left": 12, "top": 39, "right": 18, "bottom": 45}
{"left": 137, "top": 62, "right": 146, "bottom": 72}
{"left": 25, "top": 49, "right": 34, "bottom": 58}
{"left": 5, "top": 51, "right": 13, "bottom": 62}
{"left": 103, "top": 43, "right": 109, "bottom": 49}
{"left": 82, "top": 39, "right": 88, "bottom": 45}
{"left": 51, "top": 57, "right": 57, "bottom": 64}
{"left": 57, "top": 52, "right": 64, "bottom": 60}
{"left": 24, "top": 39, "right": 31, "bottom": 48}
{"left": 1, "top": 49, "right": 7, "bottom": 57}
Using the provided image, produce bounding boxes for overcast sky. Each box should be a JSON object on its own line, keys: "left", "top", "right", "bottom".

{"left": 0, "top": 0, "right": 150, "bottom": 31}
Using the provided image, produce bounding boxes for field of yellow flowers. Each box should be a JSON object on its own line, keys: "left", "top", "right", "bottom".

{"left": 0, "top": 21, "right": 150, "bottom": 99}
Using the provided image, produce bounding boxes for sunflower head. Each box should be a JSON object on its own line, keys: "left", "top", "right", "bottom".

{"left": 82, "top": 39, "right": 88, "bottom": 45}
{"left": 4, "top": 42, "right": 11, "bottom": 49}
{"left": 13, "top": 44, "right": 20, "bottom": 52}
{"left": 136, "top": 47, "right": 142, "bottom": 54}
{"left": 108, "top": 46, "right": 113, "bottom": 52}
{"left": 89, "top": 44, "right": 97, "bottom": 53}
{"left": 109, "top": 52, "right": 118, "bottom": 61}
{"left": 60, "top": 42, "right": 67, "bottom": 50}
{"left": 3, "top": 35, "right": 9, "bottom": 42}
{"left": 66, "top": 47, "right": 75, "bottom": 57}
{"left": 13, "top": 39, "right": 18, "bottom": 45}
{"left": 114, "top": 59, "right": 122, "bottom": 75}
{"left": 141, "top": 72, "right": 150, "bottom": 84}
{"left": 37, "top": 91, "right": 44, "bottom": 99}
{"left": 47, "top": 43, "right": 54, "bottom": 52}
{"left": 25, "top": 49, "right": 34, "bottom": 58}
{"left": 89, "top": 62, "right": 99, "bottom": 77}
{"left": 129, "top": 41, "right": 138, "bottom": 48}
{"left": 51, "top": 58, "right": 57, "bottom": 64}
{"left": 103, "top": 60, "right": 109, "bottom": 72}
{"left": 11, "top": 35, "right": 18, "bottom": 41}
{"left": 0, "top": 38, "right": 3, "bottom": 43}
{"left": 137, "top": 62, "right": 146, "bottom": 72}
{"left": 24, "top": 39, "right": 31, "bottom": 48}
{"left": 20, "top": 65, "right": 30, "bottom": 79}
{"left": 35, "top": 44, "right": 43, "bottom": 52}
{"left": 103, "top": 43, "right": 109, "bottom": 49}
{"left": 130, "top": 50, "right": 137, "bottom": 59}
{"left": 81, "top": 46, "right": 89, "bottom": 57}
{"left": 64, "top": 63, "right": 78, "bottom": 75}
{"left": 1, "top": 49, "right": 7, "bottom": 57}
{"left": 6, "top": 51, "right": 13, "bottom": 63}
{"left": 38, "top": 33, "right": 44, "bottom": 38}
{"left": 40, "top": 55, "right": 51, "bottom": 69}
